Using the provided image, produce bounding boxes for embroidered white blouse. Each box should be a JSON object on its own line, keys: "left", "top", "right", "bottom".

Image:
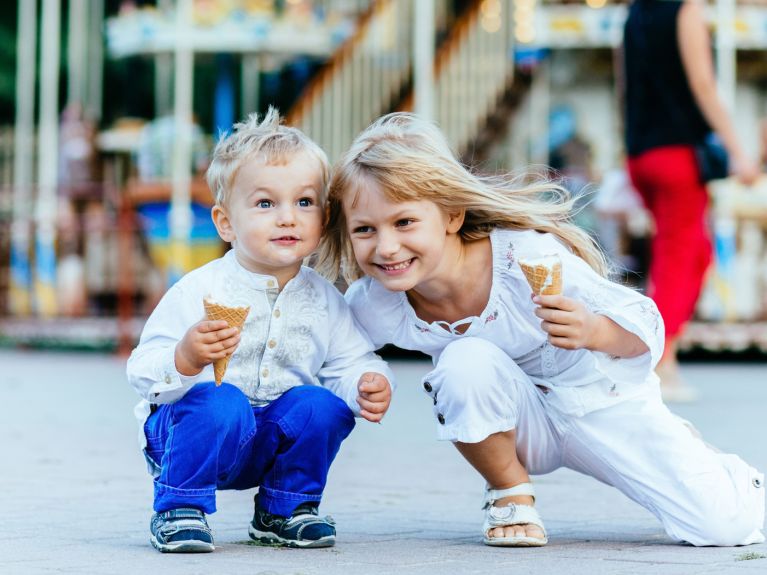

{"left": 127, "top": 249, "right": 393, "bottom": 448}
{"left": 345, "top": 228, "right": 664, "bottom": 417}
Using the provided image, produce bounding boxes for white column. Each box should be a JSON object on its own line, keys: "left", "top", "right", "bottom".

{"left": 35, "top": 0, "right": 62, "bottom": 317}
{"left": 716, "top": 0, "right": 736, "bottom": 113}
{"left": 67, "top": 0, "right": 87, "bottom": 106}
{"left": 87, "top": 0, "right": 104, "bottom": 121}
{"left": 10, "top": 0, "right": 38, "bottom": 316}
{"left": 414, "top": 0, "right": 435, "bottom": 121}
{"left": 241, "top": 55, "right": 261, "bottom": 117}
{"left": 529, "top": 58, "right": 550, "bottom": 166}
{"left": 169, "top": 0, "right": 194, "bottom": 284}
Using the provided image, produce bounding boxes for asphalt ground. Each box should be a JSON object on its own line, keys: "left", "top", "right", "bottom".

{"left": 1, "top": 349, "right": 766, "bottom": 574}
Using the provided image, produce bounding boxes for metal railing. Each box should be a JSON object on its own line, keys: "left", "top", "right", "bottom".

{"left": 289, "top": 0, "right": 515, "bottom": 161}
{"left": 288, "top": 0, "right": 413, "bottom": 161}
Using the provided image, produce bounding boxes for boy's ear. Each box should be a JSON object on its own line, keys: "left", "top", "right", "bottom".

{"left": 211, "top": 205, "right": 235, "bottom": 243}
{"left": 446, "top": 208, "right": 465, "bottom": 234}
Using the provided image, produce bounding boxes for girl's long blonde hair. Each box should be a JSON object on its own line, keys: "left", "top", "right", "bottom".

{"left": 315, "top": 112, "right": 607, "bottom": 284}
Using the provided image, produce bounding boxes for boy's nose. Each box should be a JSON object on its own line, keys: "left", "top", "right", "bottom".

{"left": 276, "top": 205, "right": 296, "bottom": 225}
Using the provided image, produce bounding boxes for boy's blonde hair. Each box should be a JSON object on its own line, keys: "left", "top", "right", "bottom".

{"left": 316, "top": 112, "right": 608, "bottom": 284}
{"left": 206, "top": 107, "right": 330, "bottom": 207}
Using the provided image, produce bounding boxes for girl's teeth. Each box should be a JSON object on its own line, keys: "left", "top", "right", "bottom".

{"left": 383, "top": 260, "right": 410, "bottom": 270}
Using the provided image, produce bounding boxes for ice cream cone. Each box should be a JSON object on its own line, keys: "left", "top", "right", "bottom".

{"left": 203, "top": 297, "right": 250, "bottom": 386}
{"left": 518, "top": 254, "right": 562, "bottom": 296}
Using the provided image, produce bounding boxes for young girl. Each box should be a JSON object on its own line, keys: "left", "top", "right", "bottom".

{"left": 316, "top": 112, "right": 764, "bottom": 548}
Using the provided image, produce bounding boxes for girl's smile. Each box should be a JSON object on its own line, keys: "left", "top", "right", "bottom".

{"left": 343, "top": 179, "right": 464, "bottom": 294}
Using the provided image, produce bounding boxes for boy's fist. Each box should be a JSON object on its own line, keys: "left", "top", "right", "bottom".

{"left": 175, "top": 319, "right": 242, "bottom": 376}
{"left": 356, "top": 372, "right": 392, "bottom": 423}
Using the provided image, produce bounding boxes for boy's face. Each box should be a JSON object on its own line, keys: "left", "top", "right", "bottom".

{"left": 213, "top": 152, "right": 324, "bottom": 285}
{"left": 343, "top": 179, "right": 463, "bottom": 293}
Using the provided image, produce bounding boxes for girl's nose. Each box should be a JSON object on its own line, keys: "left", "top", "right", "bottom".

{"left": 376, "top": 230, "right": 400, "bottom": 258}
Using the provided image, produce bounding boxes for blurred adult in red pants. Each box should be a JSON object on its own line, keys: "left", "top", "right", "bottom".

{"left": 623, "top": 0, "right": 759, "bottom": 402}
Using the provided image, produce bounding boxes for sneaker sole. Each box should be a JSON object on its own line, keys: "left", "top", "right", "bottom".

{"left": 150, "top": 533, "right": 215, "bottom": 553}
{"left": 248, "top": 524, "right": 335, "bottom": 548}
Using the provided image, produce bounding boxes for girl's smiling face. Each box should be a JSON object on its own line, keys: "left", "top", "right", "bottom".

{"left": 343, "top": 178, "right": 463, "bottom": 292}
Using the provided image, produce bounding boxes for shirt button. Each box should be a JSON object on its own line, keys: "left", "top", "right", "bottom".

{"left": 164, "top": 375, "right": 171, "bottom": 384}
{"left": 754, "top": 477, "right": 763, "bottom": 488}
{"left": 262, "top": 368, "right": 269, "bottom": 378}
{"left": 437, "top": 413, "right": 445, "bottom": 425}
{"left": 273, "top": 309, "right": 281, "bottom": 318}
{"left": 267, "top": 280, "right": 275, "bottom": 288}
{"left": 268, "top": 339, "right": 277, "bottom": 349}
{"left": 423, "top": 381, "right": 432, "bottom": 392}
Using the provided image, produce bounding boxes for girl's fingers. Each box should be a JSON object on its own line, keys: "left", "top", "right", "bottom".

{"left": 541, "top": 321, "right": 575, "bottom": 337}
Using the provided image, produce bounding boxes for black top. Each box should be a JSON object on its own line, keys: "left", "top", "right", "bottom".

{"left": 624, "top": 0, "right": 711, "bottom": 156}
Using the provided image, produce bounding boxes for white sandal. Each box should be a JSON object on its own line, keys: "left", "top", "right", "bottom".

{"left": 482, "top": 483, "right": 548, "bottom": 547}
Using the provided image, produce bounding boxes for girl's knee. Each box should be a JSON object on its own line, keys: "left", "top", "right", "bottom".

{"left": 430, "top": 338, "right": 525, "bottom": 400}
{"left": 667, "top": 469, "right": 764, "bottom": 546}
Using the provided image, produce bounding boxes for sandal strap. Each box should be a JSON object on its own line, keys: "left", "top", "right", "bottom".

{"left": 483, "top": 482, "right": 536, "bottom": 509}
{"left": 483, "top": 502, "right": 547, "bottom": 536}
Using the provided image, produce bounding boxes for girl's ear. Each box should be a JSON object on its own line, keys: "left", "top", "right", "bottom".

{"left": 446, "top": 208, "right": 465, "bottom": 234}
{"left": 212, "top": 205, "right": 235, "bottom": 243}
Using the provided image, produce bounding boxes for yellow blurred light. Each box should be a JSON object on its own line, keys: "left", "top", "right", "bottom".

{"left": 585, "top": 0, "right": 607, "bottom": 8}
{"left": 482, "top": 15, "right": 502, "bottom": 33}
{"left": 482, "top": 0, "right": 502, "bottom": 17}
{"left": 516, "top": 28, "right": 535, "bottom": 44}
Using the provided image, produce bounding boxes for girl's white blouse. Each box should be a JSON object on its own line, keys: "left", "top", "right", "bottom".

{"left": 346, "top": 228, "right": 664, "bottom": 417}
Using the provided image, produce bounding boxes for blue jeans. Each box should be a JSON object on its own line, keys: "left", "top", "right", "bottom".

{"left": 144, "top": 383, "right": 355, "bottom": 517}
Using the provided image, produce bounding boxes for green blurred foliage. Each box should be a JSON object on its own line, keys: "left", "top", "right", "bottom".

{"left": 0, "top": 3, "right": 17, "bottom": 123}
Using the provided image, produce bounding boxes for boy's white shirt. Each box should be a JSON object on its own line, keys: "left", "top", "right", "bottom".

{"left": 127, "top": 249, "right": 393, "bottom": 451}
{"left": 346, "top": 228, "right": 665, "bottom": 418}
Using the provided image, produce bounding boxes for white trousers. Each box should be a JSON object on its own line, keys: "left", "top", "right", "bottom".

{"left": 423, "top": 338, "right": 765, "bottom": 547}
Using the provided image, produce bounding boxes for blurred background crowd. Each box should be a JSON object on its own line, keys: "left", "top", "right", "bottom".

{"left": 0, "top": 0, "right": 766, "bottom": 370}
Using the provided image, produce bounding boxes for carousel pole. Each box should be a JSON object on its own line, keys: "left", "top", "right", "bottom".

{"left": 10, "top": 0, "right": 38, "bottom": 316}
{"left": 34, "top": 0, "right": 62, "bottom": 317}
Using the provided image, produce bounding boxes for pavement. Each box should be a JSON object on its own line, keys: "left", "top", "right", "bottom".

{"left": 1, "top": 349, "right": 766, "bottom": 575}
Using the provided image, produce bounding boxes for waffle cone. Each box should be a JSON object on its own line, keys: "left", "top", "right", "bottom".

{"left": 203, "top": 298, "right": 250, "bottom": 386}
{"left": 519, "top": 258, "right": 562, "bottom": 296}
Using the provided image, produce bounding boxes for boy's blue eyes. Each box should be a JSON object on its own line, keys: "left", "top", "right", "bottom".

{"left": 254, "top": 198, "right": 314, "bottom": 208}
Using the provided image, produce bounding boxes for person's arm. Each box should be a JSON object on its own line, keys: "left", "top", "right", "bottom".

{"left": 678, "top": 0, "right": 759, "bottom": 184}
{"left": 533, "top": 294, "right": 649, "bottom": 358}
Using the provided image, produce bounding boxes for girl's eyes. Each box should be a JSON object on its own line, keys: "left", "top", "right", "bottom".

{"left": 297, "top": 197, "right": 314, "bottom": 207}
{"left": 395, "top": 218, "right": 414, "bottom": 227}
{"left": 256, "top": 199, "right": 273, "bottom": 209}
{"left": 352, "top": 225, "right": 373, "bottom": 234}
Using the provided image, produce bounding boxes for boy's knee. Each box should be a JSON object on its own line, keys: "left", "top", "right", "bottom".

{"left": 185, "top": 382, "right": 252, "bottom": 430}
{"left": 283, "top": 385, "right": 355, "bottom": 431}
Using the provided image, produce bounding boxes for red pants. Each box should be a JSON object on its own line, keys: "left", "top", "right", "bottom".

{"left": 627, "top": 146, "right": 712, "bottom": 339}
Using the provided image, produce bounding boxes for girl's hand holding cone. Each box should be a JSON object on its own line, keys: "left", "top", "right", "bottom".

{"left": 532, "top": 294, "right": 601, "bottom": 351}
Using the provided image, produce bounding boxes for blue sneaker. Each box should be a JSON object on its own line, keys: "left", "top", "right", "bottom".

{"left": 248, "top": 496, "right": 336, "bottom": 548}
{"left": 150, "top": 508, "right": 215, "bottom": 553}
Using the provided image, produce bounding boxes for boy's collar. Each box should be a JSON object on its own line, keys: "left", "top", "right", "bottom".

{"left": 224, "top": 249, "right": 307, "bottom": 291}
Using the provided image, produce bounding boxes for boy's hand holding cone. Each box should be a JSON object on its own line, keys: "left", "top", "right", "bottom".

{"left": 203, "top": 297, "right": 250, "bottom": 386}
{"left": 173, "top": 297, "right": 249, "bottom": 383}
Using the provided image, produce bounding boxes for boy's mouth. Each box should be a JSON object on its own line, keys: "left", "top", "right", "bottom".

{"left": 376, "top": 258, "right": 414, "bottom": 273}
{"left": 272, "top": 236, "right": 300, "bottom": 244}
